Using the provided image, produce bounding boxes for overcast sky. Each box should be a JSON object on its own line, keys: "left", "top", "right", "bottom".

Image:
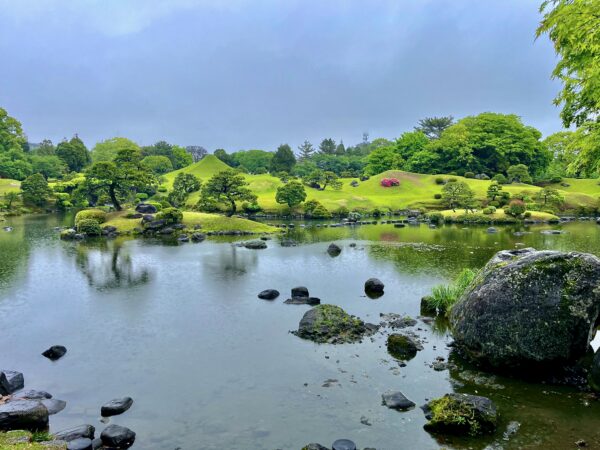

{"left": 0, "top": 0, "right": 561, "bottom": 152}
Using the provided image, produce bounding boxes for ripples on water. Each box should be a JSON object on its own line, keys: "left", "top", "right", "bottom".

{"left": 1, "top": 215, "right": 600, "bottom": 449}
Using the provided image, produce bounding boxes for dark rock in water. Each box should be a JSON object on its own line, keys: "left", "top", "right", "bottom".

{"left": 67, "top": 437, "right": 93, "bottom": 450}
{"left": 280, "top": 239, "right": 298, "bottom": 247}
{"left": 0, "top": 370, "right": 24, "bottom": 395}
{"left": 0, "top": 399, "right": 49, "bottom": 431}
{"left": 291, "top": 286, "right": 309, "bottom": 298}
{"left": 422, "top": 393, "right": 498, "bottom": 435}
{"left": 42, "top": 345, "right": 67, "bottom": 361}
{"left": 54, "top": 424, "right": 95, "bottom": 442}
{"left": 41, "top": 398, "right": 66, "bottom": 415}
{"left": 100, "top": 424, "right": 136, "bottom": 449}
{"left": 302, "top": 444, "right": 329, "bottom": 450}
{"left": 177, "top": 234, "right": 189, "bottom": 243}
{"left": 259, "top": 236, "right": 271, "bottom": 241}
{"left": 380, "top": 313, "right": 417, "bottom": 329}
{"left": 540, "top": 229, "right": 564, "bottom": 235}
{"left": 135, "top": 203, "right": 157, "bottom": 214}
{"left": 487, "top": 227, "right": 498, "bottom": 234}
{"left": 101, "top": 397, "right": 133, "bottom": 417}
{"left": 144, "top": 219, "right": 166, "bottom": 231}
{"left": 364, "top": 278, "right": 384, "bottom": 296}
{"left": 258, "top": 289, "right": 280, "bottom": 300}
{"left": 18, "top": 390, "right": 52, "bottom": 400}
{"left": 284, "top": 296, "right": 321, "bottom": 305}
{"left": 332, "top": 439, "right": 356, "bottom": 450}
{"left": 589, "top": 350, "right": 600, "bottom": 392}
{"left": 451, "top": 248, "right": 600, "bottom": 368}
{"left": 191, "top": 232, "right": 206, "bottom": 242}
{"left": 387, "top": 334, "right": 422, "bottom": 360}
{"left": 382, "top": 391, "right": 415, "bottom": 411}
{"left": 243, "top": 240, "right": 267, "bottom": 249}
{"left": 327, "top": 243, "right": 342, "bottom": 256}
{"left": 420, "top": 296, "right": 437, "bottom": 316}
{"left": 159, "top": 227, "right": 174, "bottom": 235}
{"left": 293, "top": 304, "right": 377, "bottom": 344}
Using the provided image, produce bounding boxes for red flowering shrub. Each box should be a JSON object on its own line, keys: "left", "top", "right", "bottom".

{"left": 380, "top": 178, "right": 400, "bottom": 187}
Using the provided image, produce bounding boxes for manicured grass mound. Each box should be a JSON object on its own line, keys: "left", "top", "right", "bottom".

{"left": 0, "top": 179, "right": 21, "bottom": 195}
{"left": 102, "top": 210, "right": 278, "bottom": 234}
{"left": 439, "top": 209, "right": 559, "bottom": 223}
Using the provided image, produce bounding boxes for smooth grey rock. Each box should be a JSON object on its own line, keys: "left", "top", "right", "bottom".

{"left": 191, "top": 232, "right": 206, "bottom": 242}
{"left": 0, "top": 370, "right": 24, "bottom": 395}
{"left": 243, "top": 240, "right": 267, "bottom": 249}
{"left": 382, "top": 391, "right": 415, "bottom": 411}
{"left": 291, "top": 286, "right": 309, "bottom": 298}
{"left": 258, "top": 289, "right": 280, "bottom": 300}
{"left": 100, "top": 424, "right": 136, "bottom": 449}
{"left": 451, "top": 249, "right": 600, "bottom": 368}
{"left": 18, "top": 390, "right": 52, "bottom": 400}
{"left": 332, "top": 439, "right": 356, "bottom": 450}
{"left": 135, "top": 203, "right": 157, "bottom": 214}
{"left": 42, "top": 345, "right": 67, "bottom": 361}
{"left": 53, "top": 424, "right": 95, "bottom": 442}
{"left": 0, "top": 399, "right": 49, "bottom": 431}
{"left": 67, "top": 438, "right": 93, "bottom": 450}
{"left": 41, "top": 398, "right": 66, "bottom": 415}
{"left": 101, "top": 397, "right": 133, "bottom": 417}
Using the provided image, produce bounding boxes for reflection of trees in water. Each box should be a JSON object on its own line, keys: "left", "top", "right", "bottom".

{"left": 0, "top": 227, "right": 29, "bottom": 293}
{"left": 202, "top": 244, "right": 259, "bottom": 280}
{"left": 75, "top": 239, "right": 152, "bottom": 289}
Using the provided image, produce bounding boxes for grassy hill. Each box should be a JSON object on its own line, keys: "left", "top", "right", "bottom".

{"left": 159, "top": 157, "right": 599, "bottom": 214}
{"left": 0, "top": 179, "right": 21, "bottom": 195}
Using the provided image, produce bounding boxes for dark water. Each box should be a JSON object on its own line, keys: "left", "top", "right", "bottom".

{"left": 1, "top": 214, "right": 600, "bottom": 449}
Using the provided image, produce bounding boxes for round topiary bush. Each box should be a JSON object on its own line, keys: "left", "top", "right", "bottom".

{"left": 157, "top": 186, "right": 168, "bottom": 193}
{"left": 435, "top": 177, "right": 445, "bottom": 185}
{"left": 434, "top": 193, "right": 442, "bottom": 199}
{"left": 156, "top": 207, "right": 183, "bottom": 225}
{"left": 136, "top": 193, "right": 149, "bottom": 202}
{"left": 482, "top": 206, "right": 496, "bottom": 215}
{"left": 464, "top": 171, "right": 475, "bottom": 179}
{"left": 75, "top": 209, "right": 107, "bottom": 226}
{"left": 76, "top": 219, "right": 102, "bottom": 236}
{"left": 505, "top": 199, "right": 526, "bottom": 217}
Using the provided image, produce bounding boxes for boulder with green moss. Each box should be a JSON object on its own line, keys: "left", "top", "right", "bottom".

{"left": 293, "top": 304, "right": 377, "bottom": 344}
{"left": 450, "top": 248, "right": 600, "bottom": 369}
{"left": 386, "top": 334, "right": 422, "bottom": 360}
{"left": 422, "top": 393, "right": 498, "bottom": 436}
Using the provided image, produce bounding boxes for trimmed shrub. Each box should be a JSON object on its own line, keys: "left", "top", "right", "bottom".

{"left": 147, "top": 201, "right": 163, "bottom": 211}
{"left": 156, "top": 207, "right": 183, "bottom": 225}
{"left": 448, "top": 177, "right": 458, "bottom": 183}
{"left": 435, "top": 177, "right": 445, "bottom": 185}
{"left": 242, "top": 202, "right": 262, "bottom": 214}
{"left": 505, "top": 199, "right": 526, "bottom": 217}
{"left": 492, "top": 174, "right": 508, "bottom": 185}
{"left": 550, "top": 176, "right": 563, "bottom": 183}
{"left": 335, "top": 206, "right": 350, "bottom": 218}
{"left": 76, "top": 219, "right": 102, "bottom": 235}
{"left": 427, "top": 212, "right": 444, "bottom": 224}
{"left": 434, "top": 193, "right": 442, "bottom": 199}
{"left": 157, "top": 186, "right": 168, "bottom": 193}
{"left": 482, "top": 206, "right": 496, "bottom": 215}
{"left": 75, "top": 209, "right": 107, "bottom": 226}
{"left": 524, "top": 211, "right": 532, "bottom": 218}
{"left": 136, "top": 193, "right": 149, "bottom": 202}
{"left": 464, "top": 171, "right": 475, "bottom": 179}
{"left": 380, "top": 178, "right": 400, "bottom": 187}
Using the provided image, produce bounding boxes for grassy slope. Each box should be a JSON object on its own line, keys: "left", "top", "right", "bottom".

{"left": 160, "top": 158, "right": 599, "bottom": 213}
{"left": 0, "top": 430, "right": 64, "bottom": 449}
{"left": 103, "top": 210, "right": 278, "bottom": 233}
{"left": 0, "top": 179, "right": 21, "bottom": 195}
{"left": 440, "top": 209, "right": 559, "bottom": 221}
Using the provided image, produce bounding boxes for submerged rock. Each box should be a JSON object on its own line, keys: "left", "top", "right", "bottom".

{"left": 327, "top": 243, "right": 342, "bottom": 256}
{"left": 0, "top": 399, "right": 49, "bottom": 431}
{"left": 332, "top": 439, "right": 356, "bottom": 450}
{"left": 53, "top": 424, "right": 95, "bottom": 442}
{"left": 258, "top": 289, "right": 280, "bottom": 300}
{"left": 18, "top": 390, "right": 52, "bottom": 400}
{"left": 243, "top": 240, "right": 267, "bottom": 250}
{"left": 293, "top": 304, "right": 377, "bottom": 344}
{"left": 191, "top": 232, "right": 206, "bottom": 242}
{"left": 422, "top": 393, "right": 498, "bottom": 435}
{"left": 100, "top": 424, "right": 136, "bottom": 449}
{"left": 284, "top": 297, "right": 321, "bottom": 305}
{"left": 42, "top": 345, "right": 67, "bottom": 361}
{"left": 387, "top": 334, "right": 422, "bottom": 361}
{"left": 451, "top": 249, "right": 600, "bottom": 368}
{"left": 101, "top": 397, "right": 133, "bottom": 417}
{"left": 41, "top": 398, "right": 66, "bottom": 415}
{"left": 0, "top": 370, "right": 24, "bottom": 395}
{"left": 66, "top": 437, "right": 92, "bottom": 450}
{"left": 382, "top": 391, "right": 415, "bottom": 411}
{"left": 302, "top": 444, "right": 329, "bottom": 450}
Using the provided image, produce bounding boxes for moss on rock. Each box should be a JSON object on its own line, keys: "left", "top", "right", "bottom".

{"left": 423, "top": 393, "right": 498, "bottom": 436}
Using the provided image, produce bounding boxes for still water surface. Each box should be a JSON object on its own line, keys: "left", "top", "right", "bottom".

{"left": 1, "top": 214, "right": 600, "bottom": 449}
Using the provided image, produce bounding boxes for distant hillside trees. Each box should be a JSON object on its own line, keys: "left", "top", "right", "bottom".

{"left": 186, "top": 145, "right": 207, "bottom": 162}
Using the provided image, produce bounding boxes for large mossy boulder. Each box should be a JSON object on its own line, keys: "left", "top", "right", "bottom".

{"left": 0, "top": 399, "right": 49, "bottom": 432}
{"left": 422, "top": 393, "right": 498, "bottom": 436}
{"left": 450, "top": 248, "right": 600, "bottom": 368}
{"left": 293, "top": 304, "right": 377, "bottom": 344}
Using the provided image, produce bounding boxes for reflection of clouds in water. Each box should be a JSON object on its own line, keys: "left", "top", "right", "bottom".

{"left": 75, "top": 240, "right": 152, "bottom": 289}
{"left": 202, "top": 244, "right": 259, "bottom": 280}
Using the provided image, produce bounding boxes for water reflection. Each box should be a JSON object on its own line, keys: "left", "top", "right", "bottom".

{"left": 202, "top": 243, "right": 260, "bottom": 279}
{"left": 74, "top": 239, "right": 152, "bottom": 289}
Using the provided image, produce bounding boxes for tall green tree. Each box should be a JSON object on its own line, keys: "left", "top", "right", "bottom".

{"left": 297, "top": 140, "right": 315, "bottom": 160}
{"left": 35, "top": 139, "right": 55, "bottom": 156}
{"left": 85, "top": 148, "right": 157, "bottom": 210}
{"left": 415, "top": 116, "right": 454, "bottom": 139}
{"left": 91, "top": 137, "right": 141, "bottom": 162}
{"left": 31, "top": 155, "right": 66, "bottom": 179}
{"left": 0, "top": 107, "right": 27, "bottom": 153}
{"left": 442, "top": 180, "right": 474, "bottom": 212}
{"left": 142, "top": 141, "right": 192, "bottom": 169}
{"left": 538, "top": 1, "right": 600, "bottom": 128}
{"left": 56, "top": 135, "right": 91, "bottom": 172}
{"left": 270, "top": 144, "right": 296, "bottom": 173}
{"left": 507, "top": 164, "right": 532, "bottom": 184}
{"left": 318, "top": 138, "right": 337, "bottom": 155}
{"left": 200, "top": 169, "right": 256, "bottom": 216}
{"left": 365, "top": 145, "right": 404, "bottom": 175}
{"left": 21, "top": 173, "right": 51, "bottom": 206}
{"left": 141, "top": 155, "right": 173, "bottom": 174}
{"left": 275, "top": 180, "right": 307, "bottom": 208}
{"left": 231, "top": 150, "right": 273, "bottom": 173}
{"left": 168, "top": 173, "right": 201, "bottom": 207}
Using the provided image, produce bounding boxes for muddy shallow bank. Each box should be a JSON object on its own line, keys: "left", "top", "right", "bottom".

{"left": 2, "top": 214, "right": 600, "bottom": 449}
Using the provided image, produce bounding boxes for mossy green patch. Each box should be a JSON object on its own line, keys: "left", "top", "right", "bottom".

{"left": 0, "top": 430, "right": 66, "bottom": 449}
{"left": 424, "top": 394, "right": 497, "bottom": 436}
{"left": 294, "top": 304, "right": 373, "bottom": 344}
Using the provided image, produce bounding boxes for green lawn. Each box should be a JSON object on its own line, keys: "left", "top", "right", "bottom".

{"left": 0, "top": 430, "right": 63, "bottom": 449}
{"left": 439, "top": 208, "right": 559, "bottom": 222}
{"left": 103, "top": 209, "right": 278, "bottom": 234}
{"left": 159, "top": 157, "right": 599, "bottom": 213}
{"left": 0, "top": 178, "right": 21, "bottom": 195}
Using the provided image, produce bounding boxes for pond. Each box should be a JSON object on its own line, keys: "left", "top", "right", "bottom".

{"left": 1, "top": 214, "right": 600, "bottom": 449}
